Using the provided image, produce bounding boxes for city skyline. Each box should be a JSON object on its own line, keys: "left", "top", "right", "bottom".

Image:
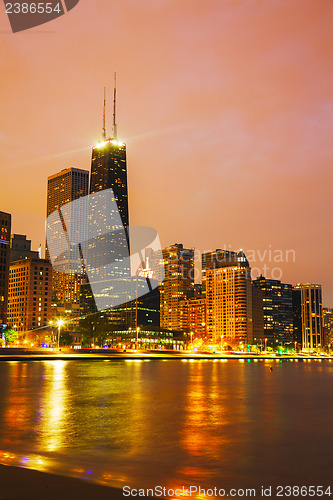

{"left": 1, "top": 1, "right": 333, "bottom": 304}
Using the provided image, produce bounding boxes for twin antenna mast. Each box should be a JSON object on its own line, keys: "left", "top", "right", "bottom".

{"left": 102, "top": 72, "right": 117, "bottom": 140}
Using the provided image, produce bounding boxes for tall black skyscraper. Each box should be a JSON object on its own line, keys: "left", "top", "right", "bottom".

{"left": 90, "top": 78, "right": 129, "bottom": 230}
{"left": 82, "top": 77, "right": 131, "bottom": 319}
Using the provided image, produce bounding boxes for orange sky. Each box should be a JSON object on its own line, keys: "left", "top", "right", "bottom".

{"left": 1, "top": 0, "right": 332, "bottom": 304}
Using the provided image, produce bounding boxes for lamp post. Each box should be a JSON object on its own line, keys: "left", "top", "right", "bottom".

{"left": 57, "top": 319, "right": 64, "bottom": 350}
{"left": 265, "top": 338, "right": 267, "bottom": 353}
{"left": 294, "top": 341, "right": 297, "bottom": 354}
{"left": 190, "top": 331, "right": 193, "bottom": 349}
{"left": 49, "top": 320, "right": 54, "bottom": 347}
{"left": 136, "top": 326, "right": 140, "bottom": 350}
{"left": 220, "top": 334, "right": 223, "bottom": 352}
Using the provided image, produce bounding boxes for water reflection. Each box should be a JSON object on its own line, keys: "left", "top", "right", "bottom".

{"left": 39, "top": 361, "right": 68, "bottom": 452}
{"left": 0, "top": 360, "right": 331, "bottom": 491}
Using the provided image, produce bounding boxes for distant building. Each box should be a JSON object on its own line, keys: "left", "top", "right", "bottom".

{"left": 46, "top": 167, "right": 89, "bottom": 327}
{"left": 253, "top": 276, "right": 293, "bottom": 347}
{"left": 10, "top": 234, "right": 39, "bottom": 263}
{"left": 0, "top": 211, "right": 11, "bottom": 331}
{"left": 293, "top": 283, "right": 323, "bottom": 350}
{"left": 252, "top": 284, "right": 264, "bottom": 346}
{"left": 7, "top": 258, "right": 52, "bottom": 338}
{"left": 292, "top": 288, "right": 302, "bottom": 346}
{"left": 160, "top": 244, "right": 195, "bottom": 331}
{"left": 323, "top": 308, "right": 333, "bottom": 349}
{"left": 206, "top": 251, "right": 252, "bottom": 347}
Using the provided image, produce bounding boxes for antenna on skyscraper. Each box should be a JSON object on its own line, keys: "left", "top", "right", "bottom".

{"left": 102, "top": 86, "right": 106, "bottom": 140}
{"left": 113, "top": 72, "right": 117, "bottom": 139}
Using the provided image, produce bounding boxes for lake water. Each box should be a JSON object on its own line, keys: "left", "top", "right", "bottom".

{"left": 0, "top": 359, "right": 332, "bottom": 495}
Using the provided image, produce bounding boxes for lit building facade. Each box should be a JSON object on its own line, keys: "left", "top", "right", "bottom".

{"left": 252, "top": 276, "right": 293, "bottom": 347}
{"left": 160, "top": 244, "right": 195, "bottom": 331}
{"left": 206, "top": 251, "right": 252, "bottom": 347}
{"left": 323, "top": 308, "right": 333, "bottom": 349}
{"left": 7, "top": 258, "right": 52, "bottom": 336}
{"left": 252, "top": 284, "right": 264, "bottom": 346}
{"left": 46, "top": 167, "right": 89, "bottom": 326}
{"left": 0, "top": 211, "right": 11, "bottom": 331}
{"left": 202, "top": 249, "right": 237, "bottom": 295}
{"left": 179, "top": 297, "right": 207, "bottom": 341}
{"left": 293, "top": 283, "right": 323, "bottom": 351}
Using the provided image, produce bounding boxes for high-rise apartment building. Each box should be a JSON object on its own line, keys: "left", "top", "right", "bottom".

{"left": 0, "top": 211, "right": 11, "bottom": 331}
{"left": 46, "top": 167, "right": 89, "bottom": 325}
{"left": 205, "top": 251, "right": 252, "bottom": 347}
{"left": 253, "top": 276, "right": 293, "bottom": 347}
{"left": 202, "top": 249, "right": 237, "bottom": 295}
{"left": 252, "top": 284, "right": 264, "bottom": 346}
{"left": 160, "top": 244, "right": 194, "bottom": 330}
{"left": 7, "top": 258, "right": 52, "bottom": 336}
{"left": 323, "top": 308, "right": 333, "bottom": 348}
{"left": 292, "top": 288, "right": 303, "bottom": 346}
{"left": 293, "top": 283, "right": 323, "bottom": 351}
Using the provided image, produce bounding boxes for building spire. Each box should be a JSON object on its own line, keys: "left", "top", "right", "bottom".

{"left": 113, "top": 72, "right": 117, "bottom": 139}
{"left": 102, "top": 86, "right": 106, "bottom": 140}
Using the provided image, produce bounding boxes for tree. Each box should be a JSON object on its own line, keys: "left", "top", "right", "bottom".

{"left": 60, "top": 331, "right": 74, "bottom": 346}
{"left": 3, "top": 326, "right": 18, "bottom": 345}
{"left": 79, "top": 313, "right": 119, "bottom": 347}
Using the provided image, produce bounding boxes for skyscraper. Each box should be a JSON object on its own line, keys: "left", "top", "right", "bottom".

{"left": 205, "top": 251, "right": 253, "bottom": 347}
{"left": 46, "top": 167, "right": 89, "bottom": 325}
{"left": 293, "top": 283, "right": 323, "bottom": 351}
{"left": 160, "top": 244, "right": 195, "bottom": 330}
{"left": 0, "top": 211, "right": 11, "bottom": 332}
{"left": 88, "top": 137, "right": 130, "bottom": 305}
{"left": 253, "top": 276, "right": 293, "bottom": 347}
{"left": 90, "top": 79, "right": 129, "bottom": 230}
{"left": 252, "top": 284, "right": 264, "bottom": 346}
{"left": 323, "top": 308, "right": 333, "bottom": 349}
{"left": 201, "top": 249, "right": 237, "bottom": 295}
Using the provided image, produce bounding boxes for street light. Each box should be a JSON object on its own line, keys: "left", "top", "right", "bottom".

{"left": 265, "top": 338, "right": 267, "bottom": 353}
{"left": 190, "top": 331, "right": 193, "bottom": 349}
{"left": 220, "top": 334, "right": 224, "bottom": 352}
{"left": 136, "top": 326, "right": 140, "bottom": 350}
{"left": 57, "top": 320, "right": 64, "bottom": 350}
{"left": 294, "top": 341, "right": 297, "bottom": 354}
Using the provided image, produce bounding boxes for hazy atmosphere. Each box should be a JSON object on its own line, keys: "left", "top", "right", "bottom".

{"left": 1, "top": 0, "right": 332, "bottom": 303}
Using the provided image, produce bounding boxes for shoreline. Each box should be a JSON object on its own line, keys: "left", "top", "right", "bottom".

{"left": 0, "top": 464, "right": 124, "bottom": 500}
{"left": 0, "top": 348, "right": 331, "bottom": 362}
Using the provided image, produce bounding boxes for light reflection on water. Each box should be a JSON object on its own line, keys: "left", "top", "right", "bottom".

{"left": 0, "top": 360, "right": 332, "bottom": 492}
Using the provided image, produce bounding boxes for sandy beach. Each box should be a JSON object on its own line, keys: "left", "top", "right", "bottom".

{"left": 0, "top": 465, "right": 123, "bottom": 500}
